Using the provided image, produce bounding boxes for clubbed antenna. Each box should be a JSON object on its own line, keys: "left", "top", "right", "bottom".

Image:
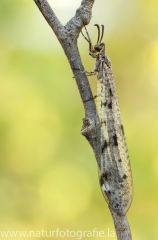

{"left": 94, "top": 24, "right": 100, "bottom": 44}
{"left": 100, "top": 25, "right": 104, "bottom": 42}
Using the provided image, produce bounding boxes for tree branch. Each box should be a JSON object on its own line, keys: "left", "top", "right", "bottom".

{"left": 34, "top": 0, "right": 63, "bottom": 39}
{"left": 109, "top": 207, "right": 132, "bottom": 240}
{"left": 33, "top": 1, "right": 132, "bottom": 239}
{"left": 34, "top": 0, "right": 95, "bottom": 113}
{"left": 34, "top": 0, "right": 100, "bottom": 163}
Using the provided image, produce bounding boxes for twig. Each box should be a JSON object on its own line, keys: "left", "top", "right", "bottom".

{"left": 109, "top": 207, "right": 132, "bottom": 240}
{"left": 33, "top": 1, "right": 132, "bottom": 239}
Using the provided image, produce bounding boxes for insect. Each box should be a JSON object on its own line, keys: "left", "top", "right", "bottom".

{"left": 81, "top": 24, "right": 133, "bottom": 215}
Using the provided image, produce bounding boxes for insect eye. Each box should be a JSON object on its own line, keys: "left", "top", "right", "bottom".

{"left": 94, "top": 46, "right": 100, "bottom": 52}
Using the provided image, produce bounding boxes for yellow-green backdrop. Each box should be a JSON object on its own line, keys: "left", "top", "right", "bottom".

{"left": 0, "top": 0, "right": 158, "bottom": 239}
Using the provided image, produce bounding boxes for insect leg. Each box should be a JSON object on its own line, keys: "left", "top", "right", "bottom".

{"left": 72, "top": 68, "right": 95, "bottom": 78}
{"left": 85, "top": 70, "right": 96, "bottom": 76}
{"left": 84, "top": 93, "right": 101, "bottom": 103}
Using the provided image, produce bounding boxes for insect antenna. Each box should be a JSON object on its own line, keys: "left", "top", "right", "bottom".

{"left": 94, "top": 24, "right": 100, "bottom": 44}
{"left": 81, "top": 31, "right": 90, "bottom": 43}
{"left": 81, "top": 23, "right": 93, "bottom": 52}
{"left": 99, "top": 25, "right": 104, "bottom": 42}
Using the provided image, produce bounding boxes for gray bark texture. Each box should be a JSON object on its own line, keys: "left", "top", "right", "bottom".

{"left": 33, "top": 1, "right": 132, "bottom": 239}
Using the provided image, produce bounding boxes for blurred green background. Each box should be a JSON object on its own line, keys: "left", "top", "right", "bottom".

{"left": 0, "top": 0, "right": 158, "bottom": 239}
